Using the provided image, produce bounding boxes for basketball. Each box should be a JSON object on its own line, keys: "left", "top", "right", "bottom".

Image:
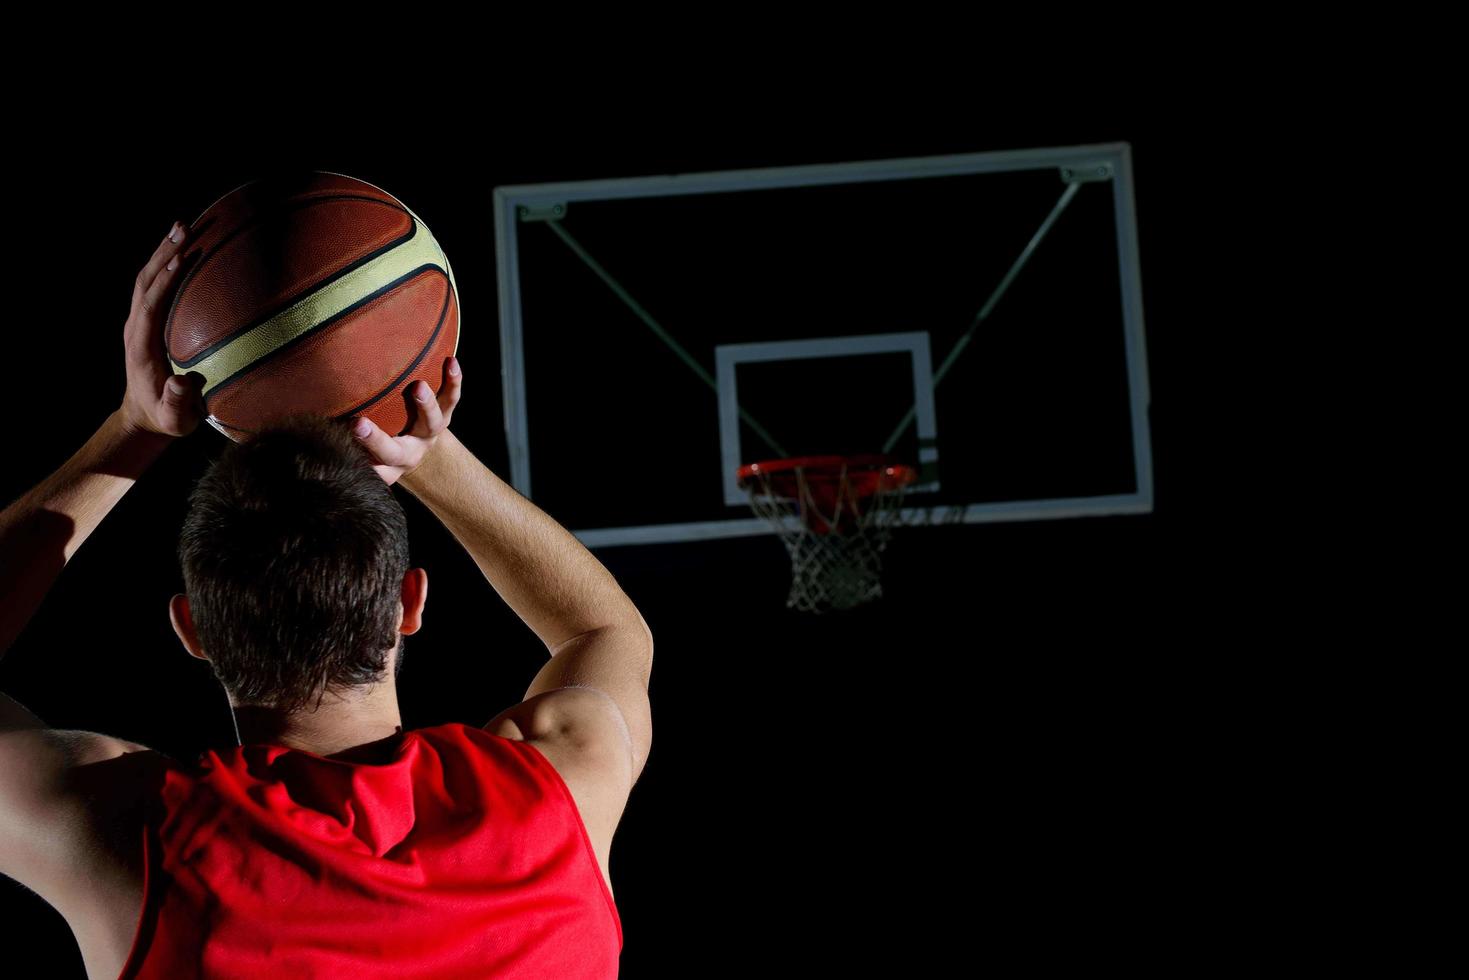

{"left": 164, "top": 171, "right": 460, "bottom": 443}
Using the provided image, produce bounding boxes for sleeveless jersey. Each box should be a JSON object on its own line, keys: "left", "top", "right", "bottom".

{"left": 118, "top": 722, "right": 622, "bottom": 978}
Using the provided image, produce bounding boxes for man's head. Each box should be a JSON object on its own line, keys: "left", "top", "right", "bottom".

{"left": 170, "top": 412, "right": 426, "bottom": 716}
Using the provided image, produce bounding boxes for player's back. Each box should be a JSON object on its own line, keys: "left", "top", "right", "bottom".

{"left": 118, "top": 722, "right": 621, "bottom": 979}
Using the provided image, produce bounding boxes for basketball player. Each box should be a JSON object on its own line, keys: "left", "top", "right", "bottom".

{"left": 0, "top": 221, "right": 650, "bottom": 977}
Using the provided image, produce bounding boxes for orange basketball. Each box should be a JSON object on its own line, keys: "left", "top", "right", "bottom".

{"left": 164, "top": 171, "right": 460, "bottom": 443}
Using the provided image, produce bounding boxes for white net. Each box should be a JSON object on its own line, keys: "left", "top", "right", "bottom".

{"left": 742, "top": 461, "right": 913, "bottom": 613}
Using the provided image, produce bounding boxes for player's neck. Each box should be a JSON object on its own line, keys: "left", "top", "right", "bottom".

{"left": 230, "top": 682, "right": 404, "bottom": 762}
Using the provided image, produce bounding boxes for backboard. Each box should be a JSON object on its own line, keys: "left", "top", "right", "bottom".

{"left": 492, "top": 143, "right": 1152, "bottom": 548}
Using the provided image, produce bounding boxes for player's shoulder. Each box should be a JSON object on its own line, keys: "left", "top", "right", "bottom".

{"left": 0, "top": 729, "right": 173, "bottom": 950}
{"left": 481, "top": 690, "right": 638, "bottom": 861}
{"left": 485, "top": 687, "right": 637, "bottom": 780}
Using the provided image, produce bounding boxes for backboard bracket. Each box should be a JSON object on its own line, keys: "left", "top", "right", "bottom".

{"left": 517, "top": 203, "right": 569, "bottom": 222}
{"left": 1060, "top": 163, "right": 1115, "bottom": 184}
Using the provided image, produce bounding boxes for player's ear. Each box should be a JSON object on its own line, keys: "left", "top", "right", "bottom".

{"left": 170, "top": 593, "right": 209, "bottom": 661}
{"left": 399, "top": 568, "right": 427, "bottom": 635}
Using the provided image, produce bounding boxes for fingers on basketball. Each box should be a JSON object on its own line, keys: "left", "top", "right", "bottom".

{"left": 407, "top": 356, "right": 462, "bottom": 435}
{"left": 354, "top": 357, "right": 460, "bottom": 464}
{"left": 354, "top": 418, "right": 406, "bottom": 468}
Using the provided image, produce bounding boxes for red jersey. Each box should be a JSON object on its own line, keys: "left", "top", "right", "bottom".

{"left": 118, "top": 722, "right": 622, "bottom": 979}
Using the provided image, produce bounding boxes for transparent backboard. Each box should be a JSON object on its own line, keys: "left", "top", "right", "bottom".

{"left": 493, "top": 143, "right": 1152, "bottom": 547}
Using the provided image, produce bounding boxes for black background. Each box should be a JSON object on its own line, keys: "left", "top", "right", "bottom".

{"left": 0, "top": 93, "right": 1254, "bottom": 975}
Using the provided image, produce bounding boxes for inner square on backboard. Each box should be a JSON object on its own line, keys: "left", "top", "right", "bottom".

{"left": 715, "top": 333, "right": 939, "bottom": 509}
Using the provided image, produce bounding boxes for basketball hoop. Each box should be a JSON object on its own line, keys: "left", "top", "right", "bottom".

{"left": 736, "top": 455, "right": 918, "bottom": 613}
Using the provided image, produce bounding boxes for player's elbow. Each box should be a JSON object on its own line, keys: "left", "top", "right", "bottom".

{"left": 629, "top": 610, "right": 654, "bottom": 669}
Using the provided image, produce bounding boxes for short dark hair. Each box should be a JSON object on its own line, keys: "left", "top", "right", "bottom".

{"left": 177, "top": 412, "right": 411, "bottom": 714}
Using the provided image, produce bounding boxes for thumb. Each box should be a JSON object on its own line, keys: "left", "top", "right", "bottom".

{"left": 165, "top": 373, "right": 206, "bottom": 420}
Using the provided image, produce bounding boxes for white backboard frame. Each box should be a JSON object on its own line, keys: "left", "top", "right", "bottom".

{"left": 493, "top": 142, "right": 1153, "bottom": 548}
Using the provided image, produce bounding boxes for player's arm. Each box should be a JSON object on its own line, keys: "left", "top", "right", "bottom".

{"left": 482, "top": 622, "right": 652, "bottom": 873}
{"left": 357, "top": 368, "right": 653, "bottom": 768}
{"left": 389, "top": 431, "right": 648, "bottom": 655}
{"left": 490, "top": 619, "right": 654, "bottom": 786}
{"left": 1, "top": 218, "right": 197, "bottom": 665}
{"left": 0, "top": 409, "right": 171, "bottom": 667}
